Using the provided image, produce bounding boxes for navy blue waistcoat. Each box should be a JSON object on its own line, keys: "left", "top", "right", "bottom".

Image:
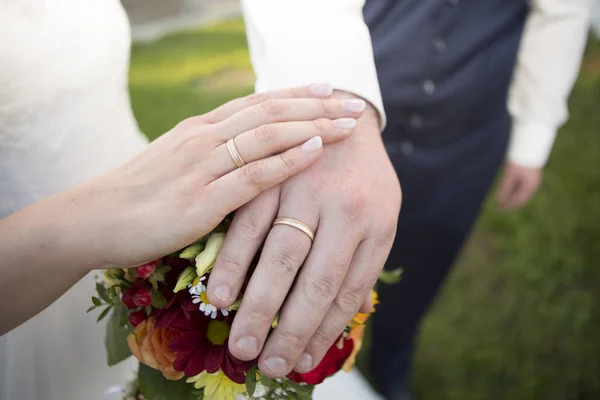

{"left": 364, "top": 0, "right": 529, "bottom": 147}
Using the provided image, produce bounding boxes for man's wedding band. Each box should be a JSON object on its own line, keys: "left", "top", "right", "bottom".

{"left": 272, "top": 217, "right": 315, "bottom": 242}
{"left": 227, "top": 138, "right": 246, "bottom": 168}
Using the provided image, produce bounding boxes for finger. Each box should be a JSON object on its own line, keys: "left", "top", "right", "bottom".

{"left": 201, "top": 83, "right": 334, "bottom": 124}
{"left": 358, "top": 290, "right": 374, "bottom": 314}
{"left": 256, "top": 218, "right": 360, "bottom": 378}
{"left": 207, "top": 188, "right": 279, "bottom": 308}
{"left": 495, "top": 169, "right": 516, "bottom": 209}
{"left": 202, "top": 136, "right": 323, "bottom": 224}
{"left": 214, "top": 98, "right": 367, "bottom": 141}
{"left": 227, "top": 202, "right": 318, "bottom": 362}
{"left": 207, "top": 118, "right": 356, "bottom": 178}
{"left": 297, "top": 238, "right": 384, "bottom": 373}
{"left": 506, "top": 178, "right": 539, "bottom": 210}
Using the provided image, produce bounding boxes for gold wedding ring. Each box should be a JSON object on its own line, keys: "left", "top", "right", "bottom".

{"left": 227, "top": 138, "right": 246, "bottom": 168}
{"left": 272, "top": 217, "right": 315, "bottom": 242}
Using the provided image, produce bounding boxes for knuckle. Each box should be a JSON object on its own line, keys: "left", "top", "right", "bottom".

{"left": 309, "top": 326, "right": 335, "bottom": 349}
{"left": 245, "top": 92, "right": 268, "bottom": 106}
{"left": 235, "top": 214, "right": 265, "bottom": 245}
{"left": 268, "top": 248, "right": 303, "bottom": 276}
{"left": 261, "top": 99, "right": 286, "bottom": 118}
{"left": 242, "top": 299, "right": 275, "bottom": 327}
{"left": 241, "top": 161, "right": 266, "bottom": 185}
{"left": 277, "top": 152, "right": 296, "bottom": 171}
{"left": 310, "top": 119, "right": 325, "bottom": 137}
{"left": 317, "top": 99, "right": 329, "bottom": 116}
{"left": 305, "top": 277, "right": 338, "bottom": 304}
{"left": 339, "top": 189, "right": 367, "bottom": 220}
{"left": 333, "top": 286, "right": 365, "bottom": 315}
{"left": 273, "top": 325, "right": 307, "bottom": 351}
{"left": 175, "top": 116, "right": 203, "bottom": 132}
{"left": 216, "top": 250, "right": 246, "bottom": 276}
{"left": 252, "top": 123, "right": 278, "bottom": 144}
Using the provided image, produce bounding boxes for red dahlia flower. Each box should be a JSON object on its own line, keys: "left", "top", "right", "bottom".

{"left": 288, "top": 336, "right": 354, "bottom": 385}
{"left": 167, "top": 312, "right": 253, "bottom": 383}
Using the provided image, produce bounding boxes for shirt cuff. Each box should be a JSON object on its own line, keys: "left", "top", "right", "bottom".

{"left": 507, "top": 121, "right": 558, "bottom": 168}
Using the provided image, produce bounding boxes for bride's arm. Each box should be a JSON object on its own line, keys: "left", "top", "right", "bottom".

{"left": 0, "top": 85, "right": 365, "bottom": 335}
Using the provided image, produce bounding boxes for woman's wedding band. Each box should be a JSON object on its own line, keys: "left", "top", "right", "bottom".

{"left": 272, "top": 217, "right": 315, "bottom": 242}
{"left": 227, "top": 138, "right": 246, "bottom": 168}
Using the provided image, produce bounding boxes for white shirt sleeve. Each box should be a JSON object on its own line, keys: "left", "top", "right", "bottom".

{"left": 241, "top": 0, "right": 386, "bottom": 129}
{"left": 507, "top": 0, "right": 591, "bottom": 168}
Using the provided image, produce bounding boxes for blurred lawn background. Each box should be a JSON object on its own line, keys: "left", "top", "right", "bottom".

{"left": 128, "top": 19, "right": 600, "bottom": 400}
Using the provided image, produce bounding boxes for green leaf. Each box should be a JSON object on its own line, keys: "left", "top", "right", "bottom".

{"left": 96, "top": 282, "right": 110, "bottom": 302}
{"left": 107, "top": 286, "right": 118, "bottom": 300}
{"left": 173, "top": 267, "right": 197, "bottom": 293}
{"left": 378, "top": 268, "right": 403, "bottom": 285}
{"left": 150, "top": 277, "right": 159, "bottom": 291}
{"left": 92, "top": 296, "right": 102, "bottom": 307}
{"left": 155, "top": 264, "right": 171, "bottom": 275}
{"left": 97, "top": 306, "right": 112, "bottom": 322}
{"left": 86, "top": 305, "right": 97, "bottom": 313}
{"left": 138, "top": 363, "right": 197, "bottom": 400}
{"left": 153, "top": 272, "right": 165, "bottom": 282}
{"left": 260, "top": 374, "right": 273, "bottom": 387}
{"left": 146, "top": 306, "right": 153, "bottom": 316}
{"left": 245, "top": 367, "right": 257, "bottom": 397}
{"left": 105, "top": 306, "right": 132, "bottom": 366}
{"left": 151, "top": 292, "right": 167, "bottom": 309}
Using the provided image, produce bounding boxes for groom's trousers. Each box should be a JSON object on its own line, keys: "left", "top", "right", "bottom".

{"left": 364, "top": 0, "right": 529, "bottom": 397}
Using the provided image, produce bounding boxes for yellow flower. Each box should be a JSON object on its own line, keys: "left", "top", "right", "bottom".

{"left": 343, "top": 291, "right": 378, "bottom": 372}
{"left": 186, "top": 370, "right": 246, "bottom": 400}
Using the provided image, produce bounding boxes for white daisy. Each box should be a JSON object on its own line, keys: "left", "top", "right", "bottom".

{"left": 188, "top": 276, "right": 229, "bottom": 319}
{"left": 188, "top": 275, "right": 207, "bottom": 296}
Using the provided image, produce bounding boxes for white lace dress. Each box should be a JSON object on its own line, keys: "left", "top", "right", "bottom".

{"left": 0, "top": 1, "right": 146, "bottom": 399}
{"left": 0, "top": 2, "right": 383, "bottom": 399}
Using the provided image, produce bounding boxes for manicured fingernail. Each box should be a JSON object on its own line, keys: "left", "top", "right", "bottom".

{"left": 311, "top": 83, "right": 333, "bottom": 97}
{"left": 264, "top": 357, "right": 288, "bottom": 376}
{"left": 333, "top": 118, "right": 356, "bottom": 129}
{"left": 341, "top": 99, "right": 366, "bottom": 113}
{"left": 236, "top": 336, "right": 258, "bottom": 355}
{"left": 213, "top": 285, "right": 231, "bottom": 302}
{"left": 296, "top": 353, "right": 313, "bottom": 371}
{"left": 301, "top": 136, "right": 323, "bottom": 153}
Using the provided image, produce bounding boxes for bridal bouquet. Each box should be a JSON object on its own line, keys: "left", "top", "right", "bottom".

{"left": 91, "top": 217, "right": 387, "bottom": 400}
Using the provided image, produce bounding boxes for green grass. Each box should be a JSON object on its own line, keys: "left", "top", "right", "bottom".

{"left": 128, "top": 20, "right": 600, "bottom": 400}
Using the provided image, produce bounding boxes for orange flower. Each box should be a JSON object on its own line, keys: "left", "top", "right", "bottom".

{"left": 342, "top": 291, "right": 378, "bottom": 372}
{"left": 127, "top": 318, "right": 184, "bottom": 380}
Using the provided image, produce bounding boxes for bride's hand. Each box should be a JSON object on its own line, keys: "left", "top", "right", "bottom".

{"left": 60, "top": 84, "right": 364, "bottom": 269}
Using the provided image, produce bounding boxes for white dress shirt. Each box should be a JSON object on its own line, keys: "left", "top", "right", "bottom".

{"left": 242, "top": 0, "right": 591, "bottom": 168}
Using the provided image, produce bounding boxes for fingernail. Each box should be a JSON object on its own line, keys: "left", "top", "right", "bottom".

{"left": 341, "top": 99, "right": 366, "bottom": 113}
{"left": 264, "top": 357, "right": 288, "bottom": 376}
{"left": 311, "top": 83, "right": 333, "bottom": 97}
{"left": 333, "top": 118, "right": 356, "bottom": 129}
{"left": 301, "top": 136, "right": 323, "bottom": 153}
{"left": 235, "top": 336, "right": 258, "bottom": 355}
{"left": 213, "top": 285, "right": 231, "bottom": 302}
{"left": 296, "top": 353, "right": 313, "bottom": 371}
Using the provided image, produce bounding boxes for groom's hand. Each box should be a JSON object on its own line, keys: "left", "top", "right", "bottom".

{"left": 207, "top": 92, "right": 401, "bottom": 378}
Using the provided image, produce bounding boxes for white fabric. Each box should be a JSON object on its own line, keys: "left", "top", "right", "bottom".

{"left": 507, "top": 0, "right": 591, "bottom": 167}
{"left": 0, "top": 1, "right": 147, "bottom": 399}
{"left": 0, "top": 2, "right": 380, "bottom": 399}
{"left": 314, "top": 369, "right": 384, "bottom": 400}
{"left": 241, "top": 0, "right": 386, "bottom": 129}
{"left": 243, "top": 0, "right": 590, "bottom": 168}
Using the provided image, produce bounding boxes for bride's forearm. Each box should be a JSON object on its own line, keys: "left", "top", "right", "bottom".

{"left": 0, "top": 187, "right": 94, "bottom": 335}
